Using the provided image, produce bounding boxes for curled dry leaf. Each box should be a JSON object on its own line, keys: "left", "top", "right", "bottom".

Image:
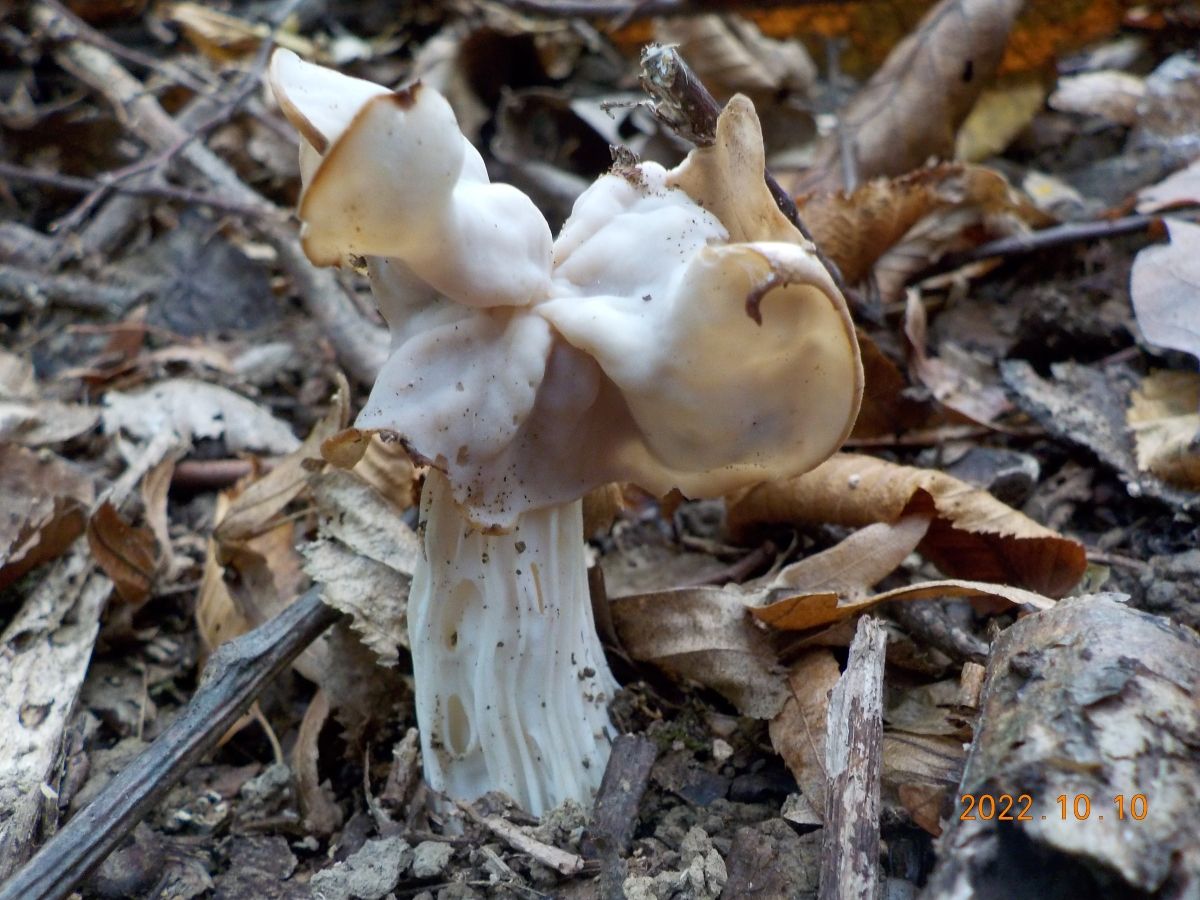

{"left": 794, "top": 0, "right": 1022, "bottom": 194}
{"left": 800, "top": 163, "right": 1052, "bottom": 301}
{"left": 768, "top": 650, "right": 840, "bottom": 821}
{"left": 852, "top": 331, "right": 941, "bottom": 440}
{"left": 1127, "top": 370, "right": 1200, "bottom": 489}
{"left": 609, "top": 587, "right": 788, "bottom": 719}
{"left": 1129, "top": 217, "right": 1200, "bottom": 364}
{"left": 1137, "top": 156, "right": 1200, "bottom": 213}
{"left": 86, "top": 501, "right": 157, "bottom": 607}
{"left": 0, "top": 444, "right": 94, "bottom": 591}
{"left": 728, "top": 453, "right": 1086, "bottom": 597}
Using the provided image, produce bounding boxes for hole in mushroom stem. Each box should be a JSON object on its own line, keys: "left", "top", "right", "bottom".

{"left": 445, "top": 693, "right": 472, "bottom": 757}
{"left": 441, "top": 580, "right": 478, "bottom": 651}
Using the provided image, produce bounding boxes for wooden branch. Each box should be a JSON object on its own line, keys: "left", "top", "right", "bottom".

{"left": 0, "top": 263, "right": 153, "bottom": 315}
{"left": 638, "top": 45, "right": 848, "bottom": 294}
{"left": 818, "top": 616, "right": 885, "bottom": 900}
{"left": 0, "top": 587, "right": 341, "bottom": 900}
{"left": 925, "top": 594, "right": 1200, "bottom": 898}
{"left": 31, "top": 0, "right": 388, "bottom": 383}
{"left": 582, "top": 734, "right": 657, "bottom": 898}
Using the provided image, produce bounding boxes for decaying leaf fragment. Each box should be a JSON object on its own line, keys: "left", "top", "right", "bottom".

{"left": 800, "top": 163, "right": 1052, "bottom": 301}
{"left": 728, "top": 453, "right": 1086, "bottom": 597}
{"left": 794, "top": 0, "right": 1023, "bottom": 194}
{"left": 86, "top": 501, "right": 157, "bottom": 606}
{"left": 0, "top": 444, "right": 94, "bottom": 591}
{"left": 609, "top": 587, "right": 789, "bottom": 719}
{"left": 1127, "top": 370, "right": 1200, "bottom": 489}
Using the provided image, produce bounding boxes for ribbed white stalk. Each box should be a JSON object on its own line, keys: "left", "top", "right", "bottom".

{"left": 408, "top": 469, "right": 618, "bottom": 816}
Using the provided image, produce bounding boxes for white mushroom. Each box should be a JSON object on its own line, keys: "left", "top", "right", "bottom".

{"left": 268, "top": 49, "right": 863, "bottom": 816}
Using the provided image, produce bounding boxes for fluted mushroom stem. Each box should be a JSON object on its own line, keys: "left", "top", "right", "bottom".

{"left": 408, "top": 469, "right": 618, "bottom": 816}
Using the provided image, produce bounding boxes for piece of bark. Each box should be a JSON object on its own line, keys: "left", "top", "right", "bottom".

{"left": 925, "top": 594, "right": 1200, "bottom": 898}
{"left": 0, "top": 587, "right": 340, "bottom": 900}
{"left": 582, "top": 733, "right": 658, "bottom": 899}
{"left": 819, "top": 616, "right": 885, "bottom": 900}
{"left": 0, "top": 547, "right": 110, "bottom": 881}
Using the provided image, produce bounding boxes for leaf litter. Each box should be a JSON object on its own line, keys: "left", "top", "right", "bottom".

{"left": 1, "top": 0, "right": 1199, "bottom": 896}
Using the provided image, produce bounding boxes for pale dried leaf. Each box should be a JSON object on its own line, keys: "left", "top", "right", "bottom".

{"left": 0, "top": 350, "right": 36, "bottom": 401}
{"left": 141, "top": 448, "right": 184, "bottom": 580}
{"left": 301, "top": 540, "right": 410, "bottom": 664}
{"left": 768, "top": 650, "right": 840, "bottom": 821}
{"left": 610, "top": 587, "right": 788, "bottom": 718}
{"left": 102, "top": 378, "right": 299, "bottom": 455}
{"left": 795, "top": 0, "right": 1022, "bottom": 194}
{"left": 765, "top": 513, "right": 933, "bottom": 595}
{"left": 0, "top": 444, "right": 94, "bottom": 591}
{"left": 956, "top": 72, "right": 1048, "bottom": 162}
{"left": 1049, "top": 70, "right": 1145, "bottom": 126}
{"left": 752, "top": 578, "right": 1052, "bottom": 633}
{"left": 310, "top": 470, "right": 420, "bottom": 574}
{"left": 0, "top": 401, "right": 99, "bottom": 447}
{"left": 1129, "top": 217, "right": 1200, "bottom": 363}
{"left": 1127, "top": 370, "right": 1200, "bottom": 489}
{"left": 1137, "top": 157, "right": 1200, "bottom": 213}
{"left": 728, "top": 453, "right": 1086, "bottom": 597}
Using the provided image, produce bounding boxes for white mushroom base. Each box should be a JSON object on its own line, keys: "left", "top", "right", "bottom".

{"left": 409, "top": 470, "right": 619, "bottom": 816}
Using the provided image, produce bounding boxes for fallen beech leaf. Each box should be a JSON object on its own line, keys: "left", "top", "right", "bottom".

{"left": 102, "top": 378, "right": 299, "bottom": 455}
{"left": 86, "top": 501, "right": 157, "bottom": 606}
{"left": 905, "top": 290, "right": 1014, "bottom": 426}
{"left": 610, "top": 587, "right": 788, "bottom": 718}
{"left": 1129, "top": 217, "right": 1200, "bottom": 363}
{"left": 794, "top": 0, "right": 1022, "bottom": 194}
{"left": 852, "top": 331, "right": 941, "bottom": 440}
{"left": 1127, "top": 370, "right": 1200, "bottom": 489}
{"left": 0, "top": 401, "right": 99, "bottom": 447}
{"left": 1049, "top": 70, "right": 1146, "bottom": 126}
{"left": 728, "top": 453, "right": 1086, "bottom": 597}
{"left": 754, "top": 578, "right": 1052, "bottom": 632}
{"left": 141, "top": 448, "right": 183, "bottom": 580}
{"left": 767, "top": 513, "right": 933, "bottom": 595}
{"left": 800, "top": 164, "right": 1051, "bottom": 301}
{"left": 769, "top": 650, "right": 840, "bottom": 821}
{"left": 0, "top": 444, "right": 94, "bottom": 590}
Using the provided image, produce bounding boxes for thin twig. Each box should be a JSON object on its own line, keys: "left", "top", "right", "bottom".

{"left": 927, "top": 209, "right": 1196, "bottom": 275}
{"left": 0, "top": 160, "right": 279, "bottom": 221}
{"left": 0, "top": 587, "right": 341, "bottom": 900}
{"left": 0, "top": 262, "right": 154, "bottom": 315}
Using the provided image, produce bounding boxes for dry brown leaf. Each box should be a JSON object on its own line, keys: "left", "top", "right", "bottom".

{"left": 0, "top": 444, "right": 94, "bottom": 591}
{"left": 728, "top": 453, "right": 1086, "bottom": 597}
{"left": 852, "top": 331, "right": 942, "bottom": 440}
{"left": 166, "top": 2, "right": 314, "bottom": 62}
{"left": 768, "top": 650, "right": 840, "bottom": 821}
{"left": 794, "top": 0, "right": 1022, "bottom": 194}
{"left": 883, "top": 731, "right": 966, "bottom": 835}
{"left": 800, "top": 164, "right": 1052, "bottom": 300}
{"left": 293, "top": 688, "right": 344, "bottom": 835}
{"left": 905, "top": 290, "right": 1014, "bottom": 426}
{"left": 610, "top": 587, "right": 788, "bottom": 718}
{"left": 753, "top": 578, "right": 1052, "bottom": 632}
{"left": 0, "top": 400, "right": 99, "bottom": 447}
{"left": 215, "top": 374, "right": 350, "bottom": 545}
{"left": 141, "top": 448, "right": 183, "bottom": 580}
{"left": 86, "top": 501, "right": 157, "bottom": 606}
{"left": 1130, "top": 217, "right": 1200, "bottom": 364}
{"left": 1127, "top": 370, "right": 1200, "bottom": 489}
{"left": 767, "top": 513, "right": 933, "bottom": 595}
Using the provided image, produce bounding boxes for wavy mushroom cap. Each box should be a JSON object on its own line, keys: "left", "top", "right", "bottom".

{"left": 269, "top": 51, "right": 863, "bottom": 529}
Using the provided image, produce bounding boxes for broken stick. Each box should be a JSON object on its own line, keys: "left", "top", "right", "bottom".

{"left": 819, "top": 615, "right": 885, "bottom": 900}
{"left": 0, "top": 587, "right": 341, "bottom": 900}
